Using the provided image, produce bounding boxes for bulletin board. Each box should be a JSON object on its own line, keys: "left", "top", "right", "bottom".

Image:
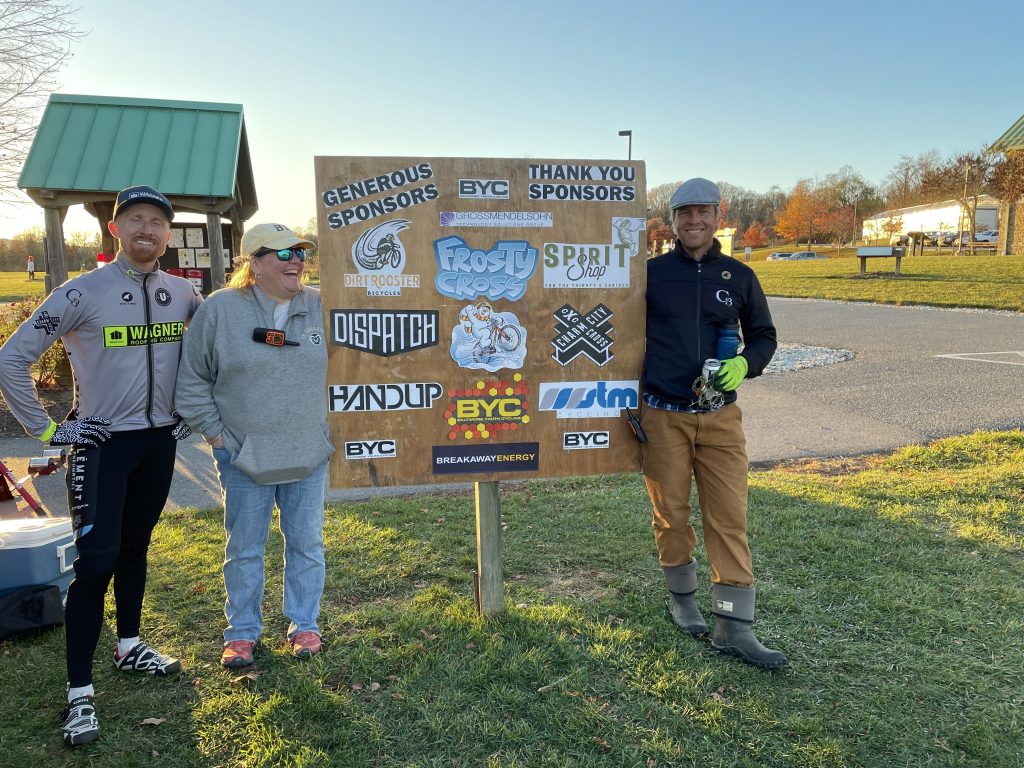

{"left": 158, "top": 222, "right": 233, "bottom": 295}
{"left": 315, "top": 156, "right": 647, "bottom": 488}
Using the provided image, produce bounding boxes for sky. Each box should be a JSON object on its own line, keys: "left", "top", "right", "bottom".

{"left": 2, "top": 0, "right": 1023, "bottom": 239}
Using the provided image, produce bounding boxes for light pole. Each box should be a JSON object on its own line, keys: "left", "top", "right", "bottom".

{"left": 618, "top": 130, "right": 632, "bottom": 160}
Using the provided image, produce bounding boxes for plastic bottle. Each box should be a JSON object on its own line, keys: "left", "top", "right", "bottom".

{"left": 716, "top": 322, "right": 740, "bottom": 360}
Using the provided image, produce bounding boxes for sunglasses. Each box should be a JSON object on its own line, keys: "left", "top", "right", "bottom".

{"left": 255, "top": 247, "right": 307, "bottom": 262}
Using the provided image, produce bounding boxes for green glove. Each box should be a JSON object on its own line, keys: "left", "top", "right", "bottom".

{"left": 714, "top": 356, "right": 748, "bottom": 392}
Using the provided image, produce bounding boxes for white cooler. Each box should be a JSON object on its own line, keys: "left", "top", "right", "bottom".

{"left": 0, "top": 517, "right": 77, "bottom": 596}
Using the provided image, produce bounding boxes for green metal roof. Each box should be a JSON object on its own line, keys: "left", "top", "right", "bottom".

{"left": 18, "top": 93, "right": 257, "bottom": 219}
{"left": 991, "top": 113, "right": 1024, "bottom": 153}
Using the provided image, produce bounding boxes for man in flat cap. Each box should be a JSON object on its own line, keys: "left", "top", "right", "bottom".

{"left": 639, "top": 177, "right": 787, "bottom": 669}
{"left": 0, "top": 185, "right": 202, "bottom": 746}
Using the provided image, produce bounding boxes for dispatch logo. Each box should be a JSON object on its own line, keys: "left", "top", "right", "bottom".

{"left": 32, "top": 311, "right": 60, "bottom": 335}
{"left": 551, "top": 303, "right": 613, "bottom": 367}
{"left": 328, "top": 382, "right": 444, "bottom": 412}
{"left": 432, "top": 442, "right": 539, "bottom": 475}
{"left": 537, "top": 380, "right": 639, "bottom": 419}
{"left": 331, "top": 309, "right": 439, "bottom": 356}
{"left": 443, "top": 373, "right": 530, "bottom": 441}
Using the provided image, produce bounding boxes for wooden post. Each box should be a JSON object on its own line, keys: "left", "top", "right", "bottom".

{"left": 207, "top": 213, "right": 226, "bottom": 291}
{"left": 475, "top": 480, "right": 504, "bottom": 616}
{"left": 43, "top": 207, "right": 68, "bottom": 292}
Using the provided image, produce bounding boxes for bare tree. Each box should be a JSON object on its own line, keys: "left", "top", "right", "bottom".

{"left": 647, "top": 181, "right": 681, "bottom": 224}
{"left": 1, "top": 0, "right": 84, "bottom": 203}
{"left": 919, "top": 150, "right": 997, "bottom": 248}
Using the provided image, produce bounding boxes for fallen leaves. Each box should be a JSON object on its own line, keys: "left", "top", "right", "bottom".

{"left": 140, "top": 717, "right": 165, "bottom": 726}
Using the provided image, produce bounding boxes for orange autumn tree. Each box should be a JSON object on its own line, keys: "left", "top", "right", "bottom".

{"left": 776, "top": 180, "right": 829, "bottom": 246}
{"left": 740, "top": 220, "right": 768, "bottom": 248}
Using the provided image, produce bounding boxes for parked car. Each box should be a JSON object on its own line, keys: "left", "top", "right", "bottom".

{"left": 889, "top": 234, "right": 910, "bottom": 246}
{"left": 937, "top": 232, "right": 958, "bottom": 246}
{"left": 974, "top": 230, "right": 999, "bottom": 242}
{"left": 788, "top": 251, "right": 827, "bottom": 260}
{"left": 921, "top": 232, "right": 940, "bottom": 246}
{"left": 766, "top": 251, "right": 792, "bottom": 261}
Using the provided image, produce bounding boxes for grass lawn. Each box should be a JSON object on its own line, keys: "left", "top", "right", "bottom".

{"left": 0, "top": 270, "right": 52, "bottom": 302}
{"left": 748, "top": 253, "right": 1024, "bottom": 312}
{"left": 1, "top": 431, "right": 1021, "bottom": 767}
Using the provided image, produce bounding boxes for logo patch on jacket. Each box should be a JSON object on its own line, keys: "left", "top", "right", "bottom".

{"left": 155, "top": 287, "right": 172, "bottom": 306}
{"left": 33, "top": 311, "right": 60, "bottom": 335}
{"left": 103, "top": 322, "right": 185, "bottom": 347}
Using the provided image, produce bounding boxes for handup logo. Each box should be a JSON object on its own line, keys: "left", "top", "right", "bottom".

{"left": 433, "top": 236, "right": 538, "bottom": 301}
{"left": 538, "top": 380, "right": 638, "bottom": 419}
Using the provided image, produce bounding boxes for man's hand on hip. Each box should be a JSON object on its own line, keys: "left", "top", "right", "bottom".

{"left": 714, "top": 356, "right": 749, "bottom": 392}
{"left": 45, "top": 418, "right": 112, "bottom": 447}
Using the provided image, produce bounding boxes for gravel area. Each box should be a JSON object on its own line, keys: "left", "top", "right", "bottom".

{"left": 763, "top": 342, "right": 854, "bottom": 374}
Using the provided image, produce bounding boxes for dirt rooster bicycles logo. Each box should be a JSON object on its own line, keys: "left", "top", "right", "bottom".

{"left": 346, "top": 219, "right": 419, "bottom": 296}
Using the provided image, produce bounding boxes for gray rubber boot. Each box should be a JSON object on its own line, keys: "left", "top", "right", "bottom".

{"left": 663, "top": 560, "right": 709, "bottom": 638}
{"left": 710, "top": 584, "right": 788, "bottom": 669}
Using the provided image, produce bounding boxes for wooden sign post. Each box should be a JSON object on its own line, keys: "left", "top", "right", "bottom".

{"left": 315, "top": 156, "right": 647, "bottom": 615}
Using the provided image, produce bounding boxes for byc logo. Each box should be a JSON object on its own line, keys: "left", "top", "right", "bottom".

{"left": 563, "top": 431, "right": 609, "bottom": 450}
{"left": 458, "top": 179, "right": 509, "bottom": 199}
{"left": 344, "top": 440, "right": 397, "bottom": 460}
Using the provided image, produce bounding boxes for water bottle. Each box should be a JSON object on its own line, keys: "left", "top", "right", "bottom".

{"left": 716, "top": 322, "right": 740, "bottom": 360}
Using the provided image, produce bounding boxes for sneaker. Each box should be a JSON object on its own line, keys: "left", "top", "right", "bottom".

{"left": 290, "top": 631, "right": 321, "bottom": 658}
{"left": 61, "top": 695, "right": 99, "bottom": 747}
{"left": 221, "top": 640, "right": 256, "bottom": 668}
{"left": 113, "top": 641, "right": 181, "bottom": 676}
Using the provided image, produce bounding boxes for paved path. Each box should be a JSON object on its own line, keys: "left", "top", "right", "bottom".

{"left": 2, "top": 298, "right": 1021, "bottom": 515}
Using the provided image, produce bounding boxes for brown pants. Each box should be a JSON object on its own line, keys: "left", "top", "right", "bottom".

{"left": 641, "top": 403, "right": 753, "bottom": 586}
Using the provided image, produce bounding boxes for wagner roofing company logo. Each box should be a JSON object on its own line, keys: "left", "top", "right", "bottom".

{"left": 443, "top": 373, "right": 529, "bottom": 441}
{"left": 346, "top": 219, "right": 419, "bottom": 296}
{"left": 432, "top": 442, "right": 539, "bottom": 475}
{"left": 537, "top": 380, "right": 638, "bottom": 419}
{"left": 331, "top": 309, "right": 438, "bottom": 356}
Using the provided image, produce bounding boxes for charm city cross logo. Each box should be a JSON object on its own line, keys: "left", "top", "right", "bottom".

{"left": 102, "top": 322, "right": 185, "bottom": 347}
{"left": 32, "top": 311, "right": 60, "bottom": 335}
{"left": 328, "top": 382, "right": 444, "bottom": 412}
{"left": 433, "top": 236, "right": 538, "bottom": 301}
{"left": 443, "top": 373, "right": 530, "bottom": 441}
{"left": 551, "top": 303, "right": 613, "bottom": 367}
{"left": 458, "top": 179, "right": 509, "bottom": 199}
{"left": 563, "top": 431, "right": 609, "bottom": 450}
{"left": 347, "top": 219, "right": 420, "bottom": 296}
{"left": 344, "top": 440, "right": 397, "bottom": 460}
{"left": 715, "top": 290, "right": 734, "bottom": 306}
{"left": 154, "top": 287, "right": 172, "bottom": 306}
{"left": 537, "top": 380, "right": 639, "bottom": 419}
{"left": 432, "top": 442, "right": 539, "bottom": 475}
{"left": 331, "top": 310, "right": 439, "bottom": 356}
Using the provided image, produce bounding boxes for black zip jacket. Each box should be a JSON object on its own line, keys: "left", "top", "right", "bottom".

{"left": 644, "top": 239, "right": 776, "bottom": 407}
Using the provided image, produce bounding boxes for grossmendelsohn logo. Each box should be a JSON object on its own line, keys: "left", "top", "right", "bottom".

{"left": 103, "top": 322, "right": 185, "bottom": 347}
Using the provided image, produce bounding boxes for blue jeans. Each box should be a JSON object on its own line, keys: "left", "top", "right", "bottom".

{"left": 212, "top": 447, "right": 327, "bottom": 642}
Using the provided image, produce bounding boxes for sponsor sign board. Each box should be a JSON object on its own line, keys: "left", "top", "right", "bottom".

{"left": 316, "top": 156, "right": 646, "bottom": 486}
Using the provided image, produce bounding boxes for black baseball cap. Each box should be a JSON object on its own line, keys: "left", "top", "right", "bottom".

{"left": 113, "top": 185, "right": 174, "bottom": 221}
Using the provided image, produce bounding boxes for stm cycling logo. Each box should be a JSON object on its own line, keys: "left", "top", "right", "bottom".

{"left": 32, "top": 311, "right": 60, "bottom": 335}
{"left": 103, "top": 322, "right": 185, "bottom": 347}
{"left": 346, "top": 219, "right": 420, "bottom": 296}
{"left": 537, "top": 380, "right": 639, "bottom": 419}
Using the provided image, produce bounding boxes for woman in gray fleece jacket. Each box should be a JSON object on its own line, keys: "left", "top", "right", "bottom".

{"left": 174, "top": 223, "right": 334, "bottom": 668}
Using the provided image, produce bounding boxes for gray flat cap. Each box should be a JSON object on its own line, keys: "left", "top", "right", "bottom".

{"left": 669, "top": 178, "right": 721, "bottom": 210}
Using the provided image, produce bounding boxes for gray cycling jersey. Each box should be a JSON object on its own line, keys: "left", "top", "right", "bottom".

{"left": 0, "top": 255, "right": 202, "bottom": 437}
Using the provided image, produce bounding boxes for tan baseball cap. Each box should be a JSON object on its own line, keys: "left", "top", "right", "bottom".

{"left": 240, "top": 223, "right": 314, "bottom": 257}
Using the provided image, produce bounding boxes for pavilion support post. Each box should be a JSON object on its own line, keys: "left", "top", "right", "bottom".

{"left": 207, "top": 213, "right": 226, "bottom": 291}
{"left": 43, "top": 207, "right": 68, "bottom": 293}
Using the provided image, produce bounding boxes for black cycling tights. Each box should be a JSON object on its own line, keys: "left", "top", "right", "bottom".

{"left": 63, "top": 426, "right": 176, "bottom": 686}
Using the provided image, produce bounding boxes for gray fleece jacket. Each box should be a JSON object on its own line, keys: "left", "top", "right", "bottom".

{"left": 174, "top": 285, "right": 334, "bottom": 484}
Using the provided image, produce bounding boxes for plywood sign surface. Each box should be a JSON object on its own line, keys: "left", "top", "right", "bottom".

{"left": 315, "top": 156, "right": 647, "bottom": 487}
